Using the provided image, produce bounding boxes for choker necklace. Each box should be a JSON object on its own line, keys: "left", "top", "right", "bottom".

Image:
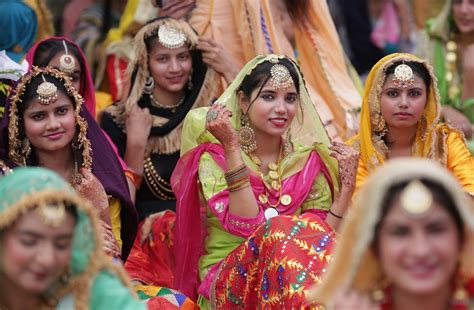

{"left": 250, "top": 144, "right": 292, "bottom": 220}
{"left": 149, "top": 94, "right": 184, "bottom": 113}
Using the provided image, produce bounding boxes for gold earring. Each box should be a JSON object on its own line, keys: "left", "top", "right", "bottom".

{"left": 239, "top": 113, "right": 257, "bottom": 154}
{"left": 284, "top": 129, "right": 293, "bottom": 157}
{"left": 22, "top": 139, "right": 31, "bottom": 165}
{"left": 418, "top": 116, "right": 427, "bottom": 141}
{"left": 373, "top": 113, "right": 388, "bottom": 138}
{"left": 144, "top": 76, "right": 154, "bottom": 95}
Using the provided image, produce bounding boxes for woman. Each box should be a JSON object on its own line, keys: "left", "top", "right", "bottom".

{"left": 172, "top": 54, "right": 359, "bottom": 307}
{"left": 417, "top": 0, "right": 474, "bottom": 150}
{"left": 189, "top": 0, "right": 362, "bottom": 141}
{"left": 100, "top": 17, "right": 219, "bottom": 220}
{"left": 347, "top": 53, "right": 474, "bottom": 195}
{"left": 0, "top": 167, "right": 145, "bottom": 309}
{"left": 309, "top": 158, "right": 474, "bottom": 309}
{"left": 0, "top": 67, "right": 138, "bottom": 260}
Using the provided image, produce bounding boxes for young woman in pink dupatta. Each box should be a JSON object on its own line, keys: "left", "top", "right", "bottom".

{"left": 171, "top": 55, "right": 359, "bottom": 308}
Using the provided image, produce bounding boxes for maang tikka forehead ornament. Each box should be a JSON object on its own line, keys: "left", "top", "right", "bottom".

{"left": 158, "top": 24, "right": 187, "bottom": 49}
{"left": 59, "top": 40, "right": 76, "bottom": 75}
{"left": 37, "top": 75, "right": 58, "bottom": 105}
{"left": 37, "top": 201, "right": 67, "bottom": 227}
{"left": 400, "top": 180, "right": 433, "bottom": 217}
{"left": 268, "top": 63, "right": 294, "bottom": 90}
{"left": 392, "top": 63, "right": 415, "bottom": 88}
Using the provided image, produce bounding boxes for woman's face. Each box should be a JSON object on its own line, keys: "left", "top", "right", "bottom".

{"left": 148, "top": 42, "right": 192, "bottom": 95}
{"left": 380, "top": 74, "right": 427, "bottom": 132}
{"left": 48, "top": 53, "right": 82, "bottom": 92}
{"left": 377, "top": 197, "right": 461, "bottom": 296}
{"left": 23, "top": 91, "right": 76, "bottom": 155}
{"left": 241, "top": 81, "right": 298, "bottom": 140}
{"left": 452, "top": 0, "right": 474, "bottom": 34}
{"left": 1, "top": 208, "right": 75, "bottom": 294}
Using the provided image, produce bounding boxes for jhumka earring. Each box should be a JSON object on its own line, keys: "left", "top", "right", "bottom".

{"left": 144, "top": 76, "right": 155, "bottom": 95}
{"left": 22, "top": 139, "right": 31, "bottom": 165}
{"left": 284, "top": 129, "right": 293, "bottom": 157}
{"left": 392, "top": 63, "right": 415, "bottom": 88}
{"left": 59, "top": 40, "right": 76, "bottom": 74}
{"left": 374, "top": 113, "right": 388, "bottom": 139}
{"left": 418, "top": 115, "right": 427, "bottom": 141}
{"left": 158, "top": 24, "right": 187, "bottom": 49}
{"left": 239, "top": 113, "right": 257, "bottom": 154}
{"left": 37, "top": 75, "right": 58, "bottom": 105}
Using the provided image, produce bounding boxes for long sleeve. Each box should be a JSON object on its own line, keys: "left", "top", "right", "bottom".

{"left": 446, "top": 130, "right": 474, "bottom": 195}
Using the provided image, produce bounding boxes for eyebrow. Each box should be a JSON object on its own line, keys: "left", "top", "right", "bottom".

{"left": 18, "top": 230, "right": 74, "bottom": 239}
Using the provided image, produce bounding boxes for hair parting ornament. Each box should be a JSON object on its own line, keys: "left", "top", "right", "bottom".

{"left": 391, "top": 62, "right": 415, "bottom": 88}
{"left": 37, "top": 74, "right": 58, "bottom": 105}
{"left": 158, "top": 24, "right": 187, "bottom": 49}
{"left": 399, "top": 180, "right": 433, "bottom": 217}
{"left": 59, "top": 40, "right": 76, "bottom": 74}
{"left": 37, "top": 201, "right": 67, "bottom": 227}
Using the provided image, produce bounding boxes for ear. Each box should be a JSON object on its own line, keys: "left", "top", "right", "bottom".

{"left": 237, "top": 90, "right": 250, "bottom": 114}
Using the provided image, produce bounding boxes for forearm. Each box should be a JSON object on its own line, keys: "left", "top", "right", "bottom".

{"left": 325, "top": 188, "right": 353, "bottom": 231}
{"left": 124, "top": 140, "right": 146, "bottom": 176}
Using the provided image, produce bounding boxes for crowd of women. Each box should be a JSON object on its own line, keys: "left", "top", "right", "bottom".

{"left": 0, "top": 0, "right": 473, "bottom": 309}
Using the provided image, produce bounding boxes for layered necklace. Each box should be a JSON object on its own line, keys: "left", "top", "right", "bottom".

{"left": 143, "top": 157, "right": 175, "bottom": 200}
{"left": 149, "top": 94, "right": 184, "bottom": 113}
{"left": 250, "top": 144, "right": 292, "bottom": 220}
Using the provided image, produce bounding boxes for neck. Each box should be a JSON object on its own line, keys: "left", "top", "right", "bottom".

{"left": 0, "top": 275, "right": 42, "bottom": 309}
{"left": 391, "top": 285, "right": 452, "bottom": 310}
{"left": 384, "top": 126, "right": 417, "bottom": 157}
{"left": 254, "top": 133, "right": 282, "bottom": 170}
{"left": 152, "top": 88, "right": 184, "bottom": 107}
{"left": 457, "top": 32, "right": 474, "bottom": 45}
{"left": 35, "top": 147, "right": 76, "bottom": 181}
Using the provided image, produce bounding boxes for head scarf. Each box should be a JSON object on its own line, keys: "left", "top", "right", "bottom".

{"left": 0, "top": 0, "right": 38, "bottom": 63}
{"left": 107, "top": 17, "right": 219, "bottom": 156}
{"left": 0, "top": 67, "right": 138, "bottom": 260}
{"left": 26, "top": 36, "right": 96, "bottom": 117}
{"left": 354, "top": 53, "right": 441, "bottom": 172}
{"left": 309, "top": 158, "right": 474, "bottom": 306}
{"left": 0, "top": 167, "right": 133, "bottom": 309}
{"left": 180, "top": 54, "right": 331, "bottom": 155}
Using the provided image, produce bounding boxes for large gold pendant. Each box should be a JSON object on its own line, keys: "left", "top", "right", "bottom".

{"left": 271, "top": 181, "right": 280, "bottom": 190}
{"left": 281, "top": 194, "right": 292, "bottom": 206}
{"left": 268, "top": 162, "right": 278, "bottom": 171}
{"left": 268, "top": 170, "right": 279, "bottom": 180}
{"left": 258, "top": 194, "right": 269, "bottom": 204}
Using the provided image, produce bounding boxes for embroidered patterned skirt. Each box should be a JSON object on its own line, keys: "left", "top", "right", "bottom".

{"left": 211, "top": 213, "right": 335, "bottom": 309}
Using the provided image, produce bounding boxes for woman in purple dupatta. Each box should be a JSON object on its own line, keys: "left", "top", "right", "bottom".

{"left": 0, "top": 65, "right": 138, "bottom": 261}
{"left": 171, "top": 55, "right": 359, "bottom": 308}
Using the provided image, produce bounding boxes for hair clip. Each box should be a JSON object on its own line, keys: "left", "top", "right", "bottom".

{"left": 59, "top": 40, "right": 76, "bottom": 74}
{"left": 37, "top": 75, "right": 58, "bottom": 105}
{"left": 400, "top": 180, "right": 433, "bottom": 216}
{"left": 268, "top": 64, "right": 294, "bottom": 90}
{"left": 158, "top": 24, "right": 186, "bottom": 49}
{"left": 392, "top": 63, "right": 415, "bottom": 88}
{"left": 37, "top": 201, "right": 66, "bottom": 227}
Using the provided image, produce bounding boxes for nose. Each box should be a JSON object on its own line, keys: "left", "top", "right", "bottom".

{"left": 274, "top": 97, "right": 287, "bottom": 114}
{"left": 409, "top": 231, "right": 431, "bottom": 257}
{"left": 398, "top": 93, "right": 409, "bottom": 109}
{"left": 169, "top": 57, "right": 181, "bottom": 72}
{"left": 36, "top": 243, "right": 56, "bottom": 269}
{"left": 46, "top": 115, "right": 60, "bottom": 131}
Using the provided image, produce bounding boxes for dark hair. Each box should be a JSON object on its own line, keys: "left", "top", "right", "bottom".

{"left": 384, "top": 60, "right": 431, "bottom": 91}
{"left": 373, "top": 178, "right": 464, "bottom": 253}
{"left": 237, "top": 58, "right": 301, "bottom": 106}
{"left": 33, "top": 40, "right": 86, "bottom": 94}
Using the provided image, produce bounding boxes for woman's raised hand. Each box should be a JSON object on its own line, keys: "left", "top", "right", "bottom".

{"left": 126, "top": 105, "right": 153, "bottom": 149}
{"left": 205, "top": 103, "right": 240, "bottom": 151}
{"left": 197, "top": 38, "right": 240, "bottom": 84}
{"left": 329, "top": 142, "right": 360, "bottom": 192}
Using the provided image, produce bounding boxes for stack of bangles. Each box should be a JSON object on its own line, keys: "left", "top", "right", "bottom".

{"left": 225, "top": 164, "right": 250, "bottom": 192}
{"left": 125, "top": 168, "right": 142, "bottom": 189}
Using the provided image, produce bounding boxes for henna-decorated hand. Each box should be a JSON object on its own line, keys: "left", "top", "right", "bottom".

{"left": 126, "top": 105, "right": 152, "bottom": 148}
{"left": 205, "top": 104, "right": 240, "bottom": 151}
{"left": 74, "top": 168, "right": 111, "bottom": 225}
{"left": 100, "top": 220, "right": 121, "bottom": 258}
{"left": 329, "top": 142, "right": 359, "bottom": 191}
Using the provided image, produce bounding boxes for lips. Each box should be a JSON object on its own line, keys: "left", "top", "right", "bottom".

{"left": 405, "top": 264, "right": 437, "bottom": 279}
{"left": 394, "top": 112, "right": 412, "bottom": 120}
{"left": 167, "top": 75, "right": 184, "bottom": 84}
{"left": 269, "top": 118, "right": 287, "bottom": 127}
{"left": 44, "top": 131, "right": 64, "bottom": 140}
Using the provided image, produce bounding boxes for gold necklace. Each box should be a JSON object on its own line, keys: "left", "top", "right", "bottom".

{"left": 445, "top": 38, "right": 461, "bottom": 101}
{"left": 149, "top": 94, "right": 184, "bottom": 113}
{"left": 143, "top": 156, "right": 175, "bottom": 200}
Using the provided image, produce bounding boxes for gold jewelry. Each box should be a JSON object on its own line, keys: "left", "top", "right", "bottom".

{"left": 37, "top": 75, "right": 58, "bottom": 105}
{"left": 149, "top": 94, "right": 184, "bottom": 113}
{"left": 400, "top": 180, "right": 433, "bottom": 216}
{"left": 239, "top": 114, "right": 257, "bottom": 154}
{"left": 143, "top": 156, "right": 175, "bottom": 200}
{"left": 37, "top": 201, "right": 66, "bottom": 227}
{"left": 158, "top": 24, "right": 187, "bottom": 49}
{"left": 445, "top": 39, "right": 461, "bottom": 100}
{"left": 71, "top": 160, "right": 83, "bottom": 185}
{"left": 268, "top": 64, "right": 294, "bottom": 90}
{"left": 59, "top": 40, "right": 76, "bottom": 74}
{"left": 418, "top": 115, "right": 427, "bottom": 141}
{"left": 392, "top": 63, "right": 415, "bottom": 88}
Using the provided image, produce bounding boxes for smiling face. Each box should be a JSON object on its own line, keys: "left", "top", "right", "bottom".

{"left": 380, "top": 74, "right": 427, "bottom": 131}
{"left": 240, "top": 82, "right": 299, "bottom": 140}
{"left": 377, "top": 197, "right": 462, "bottom": 296}
{"left": 23, "top": 91, "right": 76, "bottom": 155}
{"left": 1, "top": 208, "right": 75, "bottom": 294}
{"left": 47, "top": 53, "right": 82, "bottom": 92}
{"left": 452, "top": 0, "right": 474, "bottom": 34}
{"left": 147, "top": 41, "right": 193, "bottom": 96}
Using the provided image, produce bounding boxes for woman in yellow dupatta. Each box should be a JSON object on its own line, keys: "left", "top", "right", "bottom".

{"left": 347, "top": 53, "right": 473, "bottom": 196}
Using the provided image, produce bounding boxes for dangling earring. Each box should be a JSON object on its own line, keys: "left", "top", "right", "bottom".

{"left": 144, "top": 76, "right": 154, "bottom": 95}
{"left": 239, "top": 113, "right": 257, "bottom": 154}
{"left": 283, "top": 129, "right": 293, "bottom": 157}
{"left": 374, "top": 113, "right": 388, "bottom": 139}
{"left": 418, "top": 115, "right": 427, "bottom": 141}
{"left": 22, "top": 139, "right": 31, "bottom": 165}
{"left": 71, "top": 134, "right": 80, "bottom": 151}
{"left": 188, "top": 70, "right": 193, "bottom": 91}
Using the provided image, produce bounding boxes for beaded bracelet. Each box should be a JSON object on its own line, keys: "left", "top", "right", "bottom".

{"left": 329, "top": 209, "right": 344, "bottom": 219}
{"left": 125, "top": 168, "right": 143, "bottom": 189}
